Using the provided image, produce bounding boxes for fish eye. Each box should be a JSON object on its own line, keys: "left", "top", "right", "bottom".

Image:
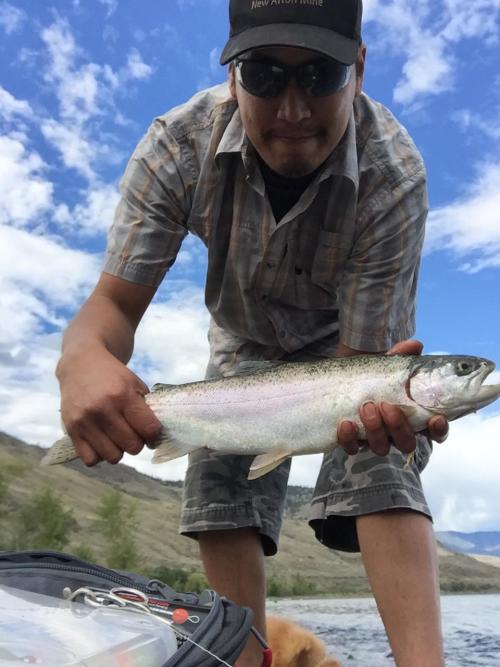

{"left": 456, "top": 360, "right": 474, "bottom": 376}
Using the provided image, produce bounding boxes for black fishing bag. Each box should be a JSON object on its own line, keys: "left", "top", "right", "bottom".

{"left": 0, "top": 549, "right": 259, "bottom": 666}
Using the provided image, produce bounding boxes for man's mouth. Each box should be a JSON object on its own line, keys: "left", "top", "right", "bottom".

{"left": 272, "top": 134, "right": 316, "bottom": 143}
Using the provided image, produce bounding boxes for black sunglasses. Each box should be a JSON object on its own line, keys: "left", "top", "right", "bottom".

{"left": 234, "top": 57, "right": 352, "bottom": 99}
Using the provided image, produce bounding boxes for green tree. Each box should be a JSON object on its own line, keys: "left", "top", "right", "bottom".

{"left": 267, "top": 576, "right": 288, "bottom": 597}
{"left": 13, "top": 486, "right": 76, "bottom": 550}
{"left": 185, "top": 571, "right": 208, "bottom": 593}
{"left": 95, "top": 489, "right": 141, "bottom": 570}
{"left": 290, "top": 573, "right": 317, "bottom": 596}
{"left": 71, "top": 543, "right": 96, "bottom": 563}
{"left": 149, "top": 565, "right": 189, "bottom": 591}
{"left": 0, "top": 459, "right": 29, "bottom": 512}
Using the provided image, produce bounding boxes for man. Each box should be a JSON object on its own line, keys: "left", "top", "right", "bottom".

{"left": 56, "top": 1, "right": 448, "bottom": 666}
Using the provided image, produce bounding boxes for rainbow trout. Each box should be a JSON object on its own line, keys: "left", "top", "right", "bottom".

{"left": 42, "top": 354, "right": 500, "bottom": 479}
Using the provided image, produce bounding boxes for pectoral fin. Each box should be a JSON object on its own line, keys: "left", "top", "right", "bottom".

{"left": 151, "top": 430, "right": 196, "bottom": 463}
{"left": 248, "top": 451, "right": 291, "bottom": 480}
{"left": 394, "top": 404, "right": 418, "bottom": 418}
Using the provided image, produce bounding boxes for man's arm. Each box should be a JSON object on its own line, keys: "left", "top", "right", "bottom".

{"left": 335, "top": 340, "right": 449, "bottom": 456}
{"left": 56, "top": 272, "right": 162, "bottom": 466}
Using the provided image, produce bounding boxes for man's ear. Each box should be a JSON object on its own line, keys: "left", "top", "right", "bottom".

{"left": 228, "top": 62, "right": 237, "bottom": 99}
{"left": 355, "top": 44, "right": 366, "bottom": 97}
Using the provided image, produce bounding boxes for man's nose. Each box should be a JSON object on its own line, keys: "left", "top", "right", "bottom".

{"left": 276, "top": 81, "right": 312, "bottom": 123}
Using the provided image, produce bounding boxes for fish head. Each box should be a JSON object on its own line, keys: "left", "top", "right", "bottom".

{"left": 407, "top": 355, "right": 500, "bottom": 420}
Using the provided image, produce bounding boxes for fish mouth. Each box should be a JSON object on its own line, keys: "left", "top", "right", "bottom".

{"left": 468, "top": 360, "right": 500, "bottom": 409}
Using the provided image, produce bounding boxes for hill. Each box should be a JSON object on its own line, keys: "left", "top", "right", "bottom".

{"left": 436, "top": 531, "right": 500, "bottom": 558}
{"left": 2, "top": 431, "right": 500, "bottom": 595}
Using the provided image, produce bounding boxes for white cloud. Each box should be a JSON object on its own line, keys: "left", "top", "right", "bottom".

{"left": 0, "top": 134, "right": 53, "bottom": 227}
{"left": 423, "top": 411, "right": 500, "bottom": 531}
{"left": 40, "top": 19, "right": 152, "bottom": 123}
{"left": 36, "top": 19, "right": 151, "bottom": 182}
{"left": 54, "top": 182, "right": 121, "bottom": 236}
{"left": 441, "top": 0, "right": 500, "bottom": 44}
{"left": 133, "top": 286, "right": 210, "bottom": 386}
{"left": 103, "top": 24, "right": 119, "bottom": 45}
{"left": 209, "top": 47, "right": 220, "bottom": 75}
{"left": 41, "top": 20, "right": 100, "bottom": 125}
{"left": 452, "top": 109, "right": 500, "bottom": 142}
{"left": 98, "top": 0, "right": 118, "bottom": 17}
{"left": 0, "top": 86, "right": 32, "bottom": 121}
{"left": 425, "top": 162, "right": 500, "bottom": 272}
{"left": 126, "top": 48, "right": 153, "bottom": 80}
{"left": 364, "top": 0, "right": 500, "bottom": 106}
{"left": 0, "top": 224, "right": 99, "bottom": 315}
{"left": 393, "top": 37, "right": 452, "bottom": 105}
{"left": 0, "top": 1, "right": 25, "bottom": 35}
{"left": 0, "top": 225, "right": 100, "bottom": 443}
{"left": 40, "top": 120, "right": 96, "bottom": 181}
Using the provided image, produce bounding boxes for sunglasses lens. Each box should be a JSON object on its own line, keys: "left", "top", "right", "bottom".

{"left": 298, "top": 60, "right": 351, "bottom": 96}
{"left": 236, "top": 59, "right": 351, "bottom": 98}
{"left": 237, "top": 61, "right": 286, "bottom": 98}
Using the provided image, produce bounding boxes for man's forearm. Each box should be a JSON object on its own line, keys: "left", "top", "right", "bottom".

{"left": 57, "top": 295, "right": 136, "bottom": 374}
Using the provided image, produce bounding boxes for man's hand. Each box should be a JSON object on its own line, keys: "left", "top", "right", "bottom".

{"left": 57, "top": 347, "right": 162, "bottom": 466}
{"left": 337, "top": 339, "right": 449, "bottom": 457}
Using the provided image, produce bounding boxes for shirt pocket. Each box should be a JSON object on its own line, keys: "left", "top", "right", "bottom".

{"left": 311, "top": 230, "right": 352, "bottom": 294}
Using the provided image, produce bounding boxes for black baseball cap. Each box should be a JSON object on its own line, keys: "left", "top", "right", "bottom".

{"left": 220, "top": 0, "right": 363, "bottom": 66}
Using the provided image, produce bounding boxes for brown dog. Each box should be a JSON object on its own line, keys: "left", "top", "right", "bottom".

{"left": 266, "top": 615, "right": 341, "bottom": 667}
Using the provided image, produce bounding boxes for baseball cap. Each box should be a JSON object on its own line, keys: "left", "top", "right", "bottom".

{"left": 220, "top": 0, "right": 363, "bottom": 66}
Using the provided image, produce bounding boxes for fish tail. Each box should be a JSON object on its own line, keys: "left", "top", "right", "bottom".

{"left": 41, "top": 435, "right": 79, "bottom": 465}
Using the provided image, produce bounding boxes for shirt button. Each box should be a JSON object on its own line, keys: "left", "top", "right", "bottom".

{"left": 266, "top": 261, "right": 275, "bottom": 269}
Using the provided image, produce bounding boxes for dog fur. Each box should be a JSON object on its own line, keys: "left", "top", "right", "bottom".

{"left": 266, "top": 615, "right": 341, "bottom": 667}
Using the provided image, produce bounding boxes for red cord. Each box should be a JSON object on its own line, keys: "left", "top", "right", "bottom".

{"left": 261, "top": 647, "right": 273, "bottom": 667}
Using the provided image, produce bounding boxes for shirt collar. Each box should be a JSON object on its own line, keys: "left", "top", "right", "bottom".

{"left": 215, "top": 107, "right": 246, "bottom": 162}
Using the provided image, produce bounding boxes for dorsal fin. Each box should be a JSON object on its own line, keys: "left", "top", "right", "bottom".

{"left": 228, "top": 360, "right": 287, "bottom": 377}
{"left": 150, "top": 383, "right": 177, "bottom": 393}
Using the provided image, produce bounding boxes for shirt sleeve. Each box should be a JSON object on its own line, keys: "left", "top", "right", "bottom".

{"left": 338, "top": 169, "right": 428, "bottom": 352}
{"left": 102, "top": 120, "right": 193, "bottom": 287}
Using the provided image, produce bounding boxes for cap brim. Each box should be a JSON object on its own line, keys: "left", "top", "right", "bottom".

{"left": 220, "top": 23, "right": 359, "bottom": 65}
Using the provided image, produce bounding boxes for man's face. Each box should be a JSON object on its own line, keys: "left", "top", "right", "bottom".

{"left": 229, "top": 46, "right": 365, "bottom": 178}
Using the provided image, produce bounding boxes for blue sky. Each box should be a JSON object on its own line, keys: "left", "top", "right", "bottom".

{"left": 1, "top": 0, "right": 499, "bottom": 533}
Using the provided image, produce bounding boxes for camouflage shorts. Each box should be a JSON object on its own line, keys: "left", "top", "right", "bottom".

{"left": 179, "top": 435, "right": 432, "bottom": 555}
{"left": 179, "top": 359, "right": 433, "bottom": 555}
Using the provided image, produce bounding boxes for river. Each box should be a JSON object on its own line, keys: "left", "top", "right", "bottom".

{"left": 267, "top": 594, "right": 500, "bottom": 666}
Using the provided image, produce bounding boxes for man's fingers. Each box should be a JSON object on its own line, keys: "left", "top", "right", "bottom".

{"left": 379, "top": 401, "right": 416, "bottom": 454}
{"left": 427, "top": 414, "right": 449, "bottom": 443}
{"left": 74, "top": 425, "right": 124, "bottom": 465}
{"left": 360, "top": 402, "right": 391, "bottom": 456}
{"left": 99, "top": 412, "right": 145, "bottom": 456}
{"left": 73, "top": 436, "right": 103, "bottom": 467}
{"left": 337, "top": 420, "right": 360, "bottom": 455}
{"left": 123, "top": 397, "right": 163, "bottom": 444}
{"left": 386, "top": 339, "right": 423, "bottom": 357}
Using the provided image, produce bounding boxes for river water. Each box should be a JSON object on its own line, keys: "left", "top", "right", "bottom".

{"left": 267, "top": 594, "right": 500, "bottom": 666}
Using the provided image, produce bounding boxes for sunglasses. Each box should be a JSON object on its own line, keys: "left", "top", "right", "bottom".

{"left": 234, "top": 57, "right": 352, "bottom": 99}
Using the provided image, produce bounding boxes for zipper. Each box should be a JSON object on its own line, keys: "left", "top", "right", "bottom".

{"left": 3, "top": 561, "right": 150, "bottom": 592}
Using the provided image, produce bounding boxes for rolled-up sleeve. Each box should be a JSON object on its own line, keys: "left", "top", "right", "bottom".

{"left": 103, "top": 120, "right": 193, "bottom": 287}
{"left": 339, "top": 169, "right": 428, "bottom": 352}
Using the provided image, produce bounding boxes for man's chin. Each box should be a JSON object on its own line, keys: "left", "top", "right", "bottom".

{"left": 271, "top": 159, "right": 320, "bottom": 178}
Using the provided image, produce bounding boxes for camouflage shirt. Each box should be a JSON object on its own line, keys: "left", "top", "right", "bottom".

{"left": 103, "top": 83, "right": 428, "bottom": 375}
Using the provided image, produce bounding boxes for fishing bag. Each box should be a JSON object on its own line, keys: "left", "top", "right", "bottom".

{"left": 0, "top": 549, "right": 263, "bottom": 667}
